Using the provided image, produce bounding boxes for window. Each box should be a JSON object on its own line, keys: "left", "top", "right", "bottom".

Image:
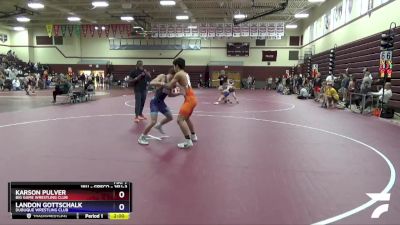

{"left": 289, "top": 51, "right": 299, "bottom": 60}
{"left": 289, "top": 36, "right": 300, "bottom": 46}
{"left": 36, "top": 36, "right": 52, "bottom": 45}
{"left": 255, "top": 39, "right": 266, "bottom": 46}
{"left": 54, "top": 36, "right": 63, "bottom": 45}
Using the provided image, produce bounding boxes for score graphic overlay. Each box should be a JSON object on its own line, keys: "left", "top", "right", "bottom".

{"left": 8, "top": 182, "right": 132, "bottom": 220}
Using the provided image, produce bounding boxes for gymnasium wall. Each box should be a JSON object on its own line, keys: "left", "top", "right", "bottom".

{"left": 0, "top": 27, "right": 12, "bottom": 53}
{"left": 4, "top": 27, "right": 301, "bottom": 68}
{"left": 301, "top": 0, "right": 400, "bottom": 55}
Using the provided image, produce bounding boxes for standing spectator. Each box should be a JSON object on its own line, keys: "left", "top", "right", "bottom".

{"left": 371, "top": 82, "right": 392, "bottom": 105}
{"left": 129, "top": 60, "right": 151, "bottom": 123}
{"left": 79, "top": 73, "right": 86, "bottom": 87}
{"left": 247, "top": 75, "right": 252, "bottom": 89}
{"left": 95, "top": 74, "right": 100, "bottom": 87}
{"left": 267, "top": 76, "right": 273, "bottom": 90}
{"left": 340, "top": 71, "right": 350, "bottom": 102}
{"left": 218, "top": 70, "right": 228, "bottom": 87}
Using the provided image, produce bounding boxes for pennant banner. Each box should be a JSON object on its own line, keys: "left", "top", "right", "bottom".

{"left": 89, "top": 25, "right": 95, "bottom": 37}
{"left": 81, "top": 25, "right": 88, "bottom": 37}
{"left": 118, "top": 24, "right": 125, "bottom": 37}
{"left": 104, "top": 25, "right": 110, "bottom": 37}
{"left": 53, "top": 25, "right": 60, "bottom": 36}
{"left": 97, "top": 25, "right": 103, "bottom": 37}
{"left": 46, "top": 24, "right": 53, "bottom": 37}
{"left": 75, "top": 25, "right": 81, "bottom": 37}
{"left": 111, "top": 24, "right": 118, "bottom": 37}
{"left": 126, "top": 24, "right": 132, "bottom": 37}
{"left": 60, "top": 25, "right": 67, "bottom": 37}
{"left": 68, "top": 25, "right": 74, "bottom": 37}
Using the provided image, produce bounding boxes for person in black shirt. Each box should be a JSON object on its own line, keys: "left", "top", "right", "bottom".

{"left": 129, "top": 60, "right": 151, "bottom": 123}
{"left": 218, "top": 70, "right": 228, "bottom": 87}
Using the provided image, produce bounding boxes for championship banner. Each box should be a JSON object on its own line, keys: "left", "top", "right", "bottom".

{"left": 276, "top": 22, "right": 285, "bottom": 36}
{"left": 167, "top": 24, "right": 176, "bottom": 38}
{"left": 208, "top": 23, "right": 216, "bottom": 38}
{"left": 53, "top": 25, "right": 60, "bottom": 36}
{"left": 60, "top": 25, "right": 67, "bottom": 37}
{"left": 199, "top": 23, "right": 208, "bottom": 38}
{"left": 46, "top": 24, "right": 53, "bottom": 37}
{"left": 233, "top": 24, "right": 241, "bottom": 37}
{"left": 191, "top": 24, "right": 199, "bottom": 37}
{"left": 159, "top": 24, "right": 167, "bottom": 38}
{"left": 216, "top": 23, "right": 224, "bottom": 37}
{"left": 250, "top": 23, "right": 259, "bottom": 37}
{"left": 151, "top": 24, "right": 159, "bottom": 38}
{"left": 111, "top": 24, "right": 118, "bottom": 37}
{"left": 175, "top": 24, "right": 184, "bottom": 38}
{"left": 267, "top": 23, "right": 276, "bottom": 36}
{"left": 183, "top": 25, "right": 191, "bottom": 37}
{"left": 104, "top": 25, "right": 110, "bottom": 37}
{"left": 240, "top": 23, "right": 250, "bottom": 37}
{"left": 75, "top": 25, "right": 81, "bottom": 37}
{"left": 224, "top": 23, "right": 232, "bottom": 37}
{"left": 258, "top": 22, "right": 267, "bottom": 36}
{"left": 262, "top": 51, "right": 277, "bottom": 61}
{"left": 68, "top": 25, "right": 74, "bottom": 37}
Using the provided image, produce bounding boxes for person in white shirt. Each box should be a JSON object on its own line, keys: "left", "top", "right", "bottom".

{"left": 12, "top": 78, "right": 21, "bottom": 91}
{"left": 326, "top": 73, "right": 334, "bottom": 85}
{"left": 297, "top": 86, "right": 310, "bottom": 99}
{"left": 371, "top": 82, "right": 392, "bottom": 104}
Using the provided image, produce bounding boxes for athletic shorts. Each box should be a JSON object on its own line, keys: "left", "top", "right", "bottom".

{"left": 223, "top": 91, "right": 230, "bottom": 97}
{"left": 150, "top": 99, "right": 170, "bottom": 115}
{"left": 314, "top": 86, "right": 321, "bottom": 93}
{"left": 179, "top": 89, "right": 197, "bottom": 118}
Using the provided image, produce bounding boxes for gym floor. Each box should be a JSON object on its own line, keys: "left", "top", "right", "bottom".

{"left": 0, "top": 88, "right": 399, "bottom": 225}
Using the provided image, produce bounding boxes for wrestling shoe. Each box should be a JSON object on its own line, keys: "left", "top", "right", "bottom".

{"left": 177, "top": 139, "right": 193, "bottom": 149}
{"left": 191, "top": 134, "right": 198, "bottom": 142}
{"left": 138, "top": 134, "right": 149, "bottom": 145}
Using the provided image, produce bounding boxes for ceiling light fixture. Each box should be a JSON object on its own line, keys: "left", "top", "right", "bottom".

{"left": 17, "top": 17, "right": 31, "bottom": 22}
{"left": 13, "top": 27, "right": 26, "bottom": 31}
{"left": 176, "top": 15, "right": 189, "bottom": 20}
{"left": 95, "top": 26, "right": 99, "bottom": 30}
{"left": 121, "top": 16, "right": 134, "bottom": 21}
{"left": 285, "top": 24, "right": 298, "bottom": 29}
{"left": 92, "top": 1, "right": 109, "bottom": 7}
{"left": 28, "top": 2, "right": 44, "bottom": 9}
{"left": 308, "top": 0, "right": 325, "bottom": 3}
{"left": 160, "top": 1, "right": 176, "bottom": 6}
{"left": 294, "top": 13, "right": 309, "bottom": 18}
{"left": 67, "top": 17, "right": 81, "bottom": 22}
{"left": 101, "top": 26, "right": 106, "bottom": 30}
{"left": 234, "top": 13, "right": 246, "bottom": 19}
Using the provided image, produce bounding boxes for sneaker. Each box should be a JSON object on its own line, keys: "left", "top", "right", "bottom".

{"left": 138, "top": 115, "right": 147, "bottom": 120}
{"left": 177, "top": 139, "right": 193, "bottom": 149}
{"left": 138, "top": 134, "right": 149, "bottom": 145}
{"left": 191, "top": 134, "right": 198, "bottom": 142}
{"left": 154, "top": 123, "right": 165, "bottom": 135}
{"left": 213, "top": 102, "right": 219, "bottom": 105}
{"left": 134, "top": 117, "right": 140, "bottom": 123}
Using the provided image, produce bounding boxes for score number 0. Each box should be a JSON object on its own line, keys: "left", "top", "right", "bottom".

{"left": 118, "top": 191, "right": 126, "bottom": 211}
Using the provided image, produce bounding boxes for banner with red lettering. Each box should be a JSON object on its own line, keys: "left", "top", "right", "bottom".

{"left": 159, "top": 24, "right": 167, "bottom": 38}
{"left": 151, "top": 24, "right": 159, "bottom": 38}
{"left": 233, "top": 24, "right": 241, "bottom": 37}
{"left": 167, "top": 24, "right": 176, "bottom": 38}
{"left": 191, "top": 24, "right": 199, "bottom": 37}
{"left": 258, "top": 22, "right": 267, "bottom": 37}
{"left": 224, "top": 23, "right": 232, "bottom": 37}
{"left": 208, "top": 23, "right": 216, "bottom": 37}
{"left": 250, "top": 23, "right": 259, "bottom": 37}
{"left": 240, "top": 23, "right": 250, "bottom": 37}
{"left": 216, "top": 23, "right": 224, "bottom": 37}
{"left": 175, "top": 24, "right": 184, "bottom": 37}
{"left": 199, "top": 23, "right": 208, "bottom": 38}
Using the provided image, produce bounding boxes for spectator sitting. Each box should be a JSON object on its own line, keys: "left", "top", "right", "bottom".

{"left": 323, "top": 83, "right": 339, "bottom": 108}
{"left": 52, "top": 76, "right": 70, "bottom": 103}
{"left": 84, "top": 77, "right": 94, "bottom": 91}
{"left": 12, "top": 78, "right": 21, "bottom": 91}
{"left": 297, "top": 86, "right": 310, "bottom": 100}
{"left": 370, "top": 82, "right": 392, "bottom": 105}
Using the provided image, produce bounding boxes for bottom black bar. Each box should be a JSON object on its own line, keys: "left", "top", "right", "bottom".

{"left": 12, "top": 213, "right": 109, "bottom": 219}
